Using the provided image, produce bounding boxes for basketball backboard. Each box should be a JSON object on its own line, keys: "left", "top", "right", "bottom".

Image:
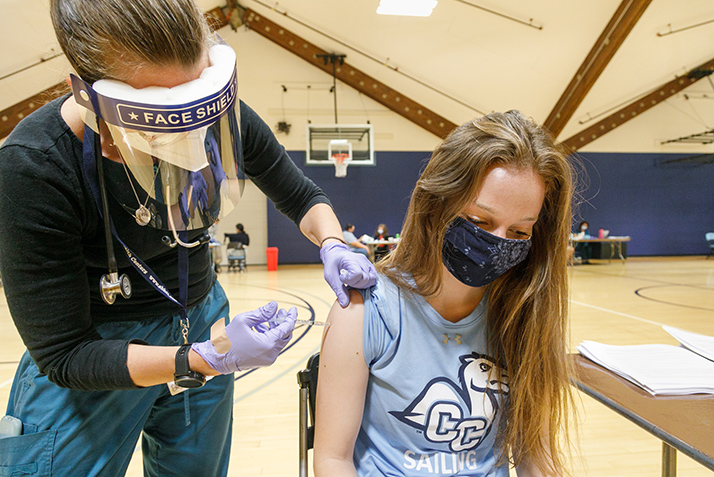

{"left": 306, "top": 124, "right": 375, "bottom": 166}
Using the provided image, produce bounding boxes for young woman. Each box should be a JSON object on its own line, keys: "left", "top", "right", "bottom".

{"left": 314, "top": 111, "right": 575, "bottom": 476}
{"left": 0, "top": 0, "right": 374, "bottom": 474}
{"left": 372, "top": 223, "right": 394, "bottom": 261}
{"left": 574, "top": 221, "right": 592, "bottom": 262}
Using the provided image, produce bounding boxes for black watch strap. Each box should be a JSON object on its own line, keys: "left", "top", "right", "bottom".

{"left": 174, "top": 344, "right": 205, "bottom": 388}
{"left": 175, "top": 344, "right": 193, "bottom": 375}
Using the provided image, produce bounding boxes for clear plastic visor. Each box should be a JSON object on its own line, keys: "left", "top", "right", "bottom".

{"left": 105, "top": 109, "right": 244, "bottom": 231}
{"left": 71, "top": 42, "right": 245, "bottom": 232}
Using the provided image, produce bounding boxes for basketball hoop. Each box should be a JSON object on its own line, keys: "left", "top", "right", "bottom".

{"left": 332, "top": 153, "right": 350, "bottom": 177}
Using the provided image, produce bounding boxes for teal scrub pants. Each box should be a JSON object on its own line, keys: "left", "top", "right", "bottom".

{"left": 0, "top": 283, "right": 233, "bottom": 477}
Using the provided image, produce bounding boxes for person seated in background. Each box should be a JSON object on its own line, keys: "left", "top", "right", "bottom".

{"left": 224, "top": 223, "right": 250, "bottom": 272}
{"left": 343, "top": 223, "right": 370, "bottom": 258}
{"left": 575, "top": 220, "right": 590, "bottom": 239}
{"left": 372, "top": 223, "right": 393, "bottom": 262}
{"left": 225, "top": 223, "right": 250, "bottom": 247}
{"left": 574, "top": 220, "right": 592, "bottom": 263}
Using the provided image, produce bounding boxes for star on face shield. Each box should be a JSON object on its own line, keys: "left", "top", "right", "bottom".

{"left": 70, "top": 42, "right": 244, "bottom": 240}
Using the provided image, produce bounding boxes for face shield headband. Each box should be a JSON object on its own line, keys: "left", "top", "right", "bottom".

{"left": 70, "top": 41, "right": 244, "bottom": 247}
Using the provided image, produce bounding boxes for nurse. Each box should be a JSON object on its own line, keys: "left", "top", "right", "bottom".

{"left": 0, "top": 0, "right": 375, "bottom": 475}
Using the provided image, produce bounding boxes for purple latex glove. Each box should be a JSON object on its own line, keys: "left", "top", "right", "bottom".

{"left": 206, "top": 132, "right": 227, "bottom": 185}
{"left": 178, "top": 171, "right": 209, "bottom": 225}
{"left": 254, "top": 307, "right": 293, "bottom": 333}
{"left": 191, "top": 301, "right": 296, "bottom": 374}
{"left": 187, "top": 171, "right": 209, "bottom": 211}
{"left": 320, "top": 242, "right": 378, "bottom": 307}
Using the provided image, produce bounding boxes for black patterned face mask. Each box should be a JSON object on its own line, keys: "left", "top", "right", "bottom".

{"left": 442, "top": 217, "right": 532, "bottom": 287}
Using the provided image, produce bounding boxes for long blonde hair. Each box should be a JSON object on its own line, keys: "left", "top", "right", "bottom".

{"left": 379, "top": 110, "right": 574, "bottom": 475}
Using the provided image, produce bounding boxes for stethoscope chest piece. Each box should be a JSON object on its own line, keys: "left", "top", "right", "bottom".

{"left": 100, "top": 272, "right": 132, "bottom": 305}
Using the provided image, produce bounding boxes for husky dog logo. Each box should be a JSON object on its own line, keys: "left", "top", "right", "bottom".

{"left": 390, "top": 352, "right": 509, "bottom": 452}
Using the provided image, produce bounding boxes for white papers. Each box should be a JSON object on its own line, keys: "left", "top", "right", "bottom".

{"left": 663, "top": 326, "right": 714, "bottom": 362}
{"left": 577, "top": 340, "right": 714, "bottom": 395}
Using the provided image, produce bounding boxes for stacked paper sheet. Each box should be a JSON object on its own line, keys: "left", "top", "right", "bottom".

{"left": 663, "top": 326, "right": 714, "bottom": 362}
{"left": 577, "top": 338, "right": 714, "bottom": 396}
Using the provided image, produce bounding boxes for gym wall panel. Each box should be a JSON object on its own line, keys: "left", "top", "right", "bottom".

{"left": 268, "top": 150, "right": 429, "bottom": 263}
{"left": 268, "top": 150, "right": 714, "bottom": 263}
{"left": 574, "top": 152, "right": 712, "bottom": 256}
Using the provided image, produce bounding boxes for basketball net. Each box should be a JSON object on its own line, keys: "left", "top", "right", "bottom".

{"left": 332, "top": 153, "right": 350, "bottom": 178}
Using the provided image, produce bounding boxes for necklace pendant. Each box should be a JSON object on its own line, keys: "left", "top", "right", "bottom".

{"left": 135, "top": 205, "right": 152, "bottom": 226}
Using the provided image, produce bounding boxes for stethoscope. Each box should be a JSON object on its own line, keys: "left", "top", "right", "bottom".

{"left": 93, "top": 118, "right": 133, "bottom": 305}
{"left": 92, "top": 117, "right": 211, "bottom": 307}
{"left": 89, "top": 118, "right": 214, "bottom": 305}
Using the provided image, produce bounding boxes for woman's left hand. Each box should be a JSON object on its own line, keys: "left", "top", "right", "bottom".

{"left": 320, "top": 242, "right": 377, "bottom": 307}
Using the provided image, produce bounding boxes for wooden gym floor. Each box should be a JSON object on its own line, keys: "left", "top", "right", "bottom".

{"left": 1, "top": 256, "right": 712, "bottom": 476}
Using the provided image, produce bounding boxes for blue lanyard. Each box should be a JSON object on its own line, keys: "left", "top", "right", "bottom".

{"left": 83, "top": 125, "right": 196, "bottom": 422}
{"left": 81, "top": 126, "right": 186, "bottom": 312}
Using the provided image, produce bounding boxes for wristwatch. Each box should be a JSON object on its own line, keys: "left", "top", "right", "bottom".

{"left": 174, "top": 344, "right": 206, "bottom": 389}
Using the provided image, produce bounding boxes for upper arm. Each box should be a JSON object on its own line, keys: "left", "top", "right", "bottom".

{"left": 0, "top": 142, "right": 137, "bottom": 390}
{"left": 0, "top": 145, "right": 94, "bottom": 366}
{"left": 313, "top": 289, "right": 369, "bottom": 475}
{"left": 515, "top": 458, "right": 541, "bottom": 477}
{"left": 514, "top": 425, "right": 556, "bottom": 477}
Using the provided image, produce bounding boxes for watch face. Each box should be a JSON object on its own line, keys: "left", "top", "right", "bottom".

{"left": 175, "top": 373, "right": 206, "bottom": 389}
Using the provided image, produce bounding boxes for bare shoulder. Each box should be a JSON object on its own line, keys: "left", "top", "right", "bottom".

{"left": 321, "top": 289, "right": 366, "bottom": 358}
{"left": 327, "top": 289, "right": 365, "bottom": 323}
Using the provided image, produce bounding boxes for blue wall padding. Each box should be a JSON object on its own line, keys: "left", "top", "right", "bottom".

{"left": 268, "top": 150, "right": 714, "bottom": 263}
{"left": 575, "top": 152, "right": 713, "bottom": 256}
{"left": 267, "top": 150, "right": 430, "bottom": 263}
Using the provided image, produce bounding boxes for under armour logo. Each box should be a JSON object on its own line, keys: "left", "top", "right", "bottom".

{"left": 443, "top": 334, "right": 462, "bottom": 345}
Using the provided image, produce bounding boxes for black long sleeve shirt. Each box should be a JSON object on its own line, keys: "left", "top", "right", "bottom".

{"left": 0, "top": 96, "right": 329, "bottom": 390}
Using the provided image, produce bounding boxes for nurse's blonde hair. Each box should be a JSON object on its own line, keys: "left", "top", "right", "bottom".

{"left": 51, "top": 0, "right": 211, "bottom": 84}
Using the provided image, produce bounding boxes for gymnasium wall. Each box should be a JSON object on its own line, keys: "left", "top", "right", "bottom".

{"left": 267, "top": 150, "right": 428, "bottom": 263}
{"left": 574, "top": 152, "right": 713, "bottom": 257}
{"left": 268, "top": 150, "right": 714, "bottom": 263}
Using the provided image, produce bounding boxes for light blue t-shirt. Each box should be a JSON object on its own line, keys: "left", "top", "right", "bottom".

{"left": 355, "top": 275, "right": 509, "bottom": 477}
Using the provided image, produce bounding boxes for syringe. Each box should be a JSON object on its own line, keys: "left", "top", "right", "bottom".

{"left": 295, "top": 319, "right": 329, "bottom": 327}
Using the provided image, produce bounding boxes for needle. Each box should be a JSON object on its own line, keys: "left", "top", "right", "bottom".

{"left": 295, "top": 319, "right": 329, "bottom": 327}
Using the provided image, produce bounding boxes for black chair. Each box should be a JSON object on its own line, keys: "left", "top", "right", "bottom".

{"left": 297, "top": 352, "right": 320, "bottom": 477}
{"left": 226, "top": 242, "right": 246, "bottom": 272}
{"left": 706, "top": 232, "right": 714, "bottom": 259}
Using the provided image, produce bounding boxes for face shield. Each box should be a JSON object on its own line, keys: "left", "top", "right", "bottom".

{"left": 70, "top": 41, "right": 244, "bottom": 246}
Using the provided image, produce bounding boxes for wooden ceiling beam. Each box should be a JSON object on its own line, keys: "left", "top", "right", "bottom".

{"left": 560, "top": 57, "right": 714, "bottom": 152}
{"left": 2, "top": 7, "right": 457, "bottom": 140}
{"left": 243, "top": 8, "right": 456, "bottom": 138}
{"left": 544, "top": 0, "right": 653, "bottom": 138}
{"left": 0, "top": 83, "right": 69, "bottom": 139}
